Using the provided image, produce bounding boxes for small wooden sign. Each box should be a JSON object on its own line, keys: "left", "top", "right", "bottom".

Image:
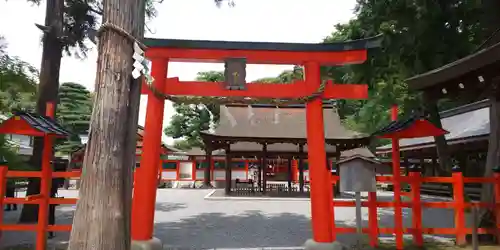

{"left": 224, "top": 58, "right": 247, "bottom": 90}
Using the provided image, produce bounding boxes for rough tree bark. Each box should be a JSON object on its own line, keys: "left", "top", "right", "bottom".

{"left": 19, "top": 0, "right": 64, "bottom": 223}
{"left": 121, "top": 0, "right": 146, "bottom": 243}
{"left": 480, "top": 97, "right": 500, "bottom": 229}
{"left": 423, "top": 91, "right": 451, "bottom": 176}
{"left": 478, "top": 0, "right": 500, "bottom": 230}
{"left": 67, "top": 0, "right": 145, "bottom": 248}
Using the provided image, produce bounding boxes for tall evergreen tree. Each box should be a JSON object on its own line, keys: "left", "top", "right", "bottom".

{"left": 56, "top": 82, "right": 92, "bottom": 154}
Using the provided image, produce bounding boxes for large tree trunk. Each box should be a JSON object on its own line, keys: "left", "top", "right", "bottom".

{"left": 478, "top": 0, "right": 500, "bottom": 231}
{"left": 120, "top": 0, "right": 146, "bottom": 243}
{"left": 120, "top": 68, "right": 140, "bottom": 247}
{"left": 19, "top": 0, "right": 64, "bottom": 223}
{"left": 479, "top": 97, "right": 500, "bottom": 230}
{"left": 67, "top": 0, "right": 145, "bottom": 248}
{"left": 423, "top": 92, "right": 451, "bottom": 176}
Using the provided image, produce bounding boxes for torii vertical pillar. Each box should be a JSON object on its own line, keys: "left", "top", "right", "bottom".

{"left": 131, "top": 58, "right": 168, "bottom": 250}
{"left": 303, "top": 61, "right": 338, "bottom": 249}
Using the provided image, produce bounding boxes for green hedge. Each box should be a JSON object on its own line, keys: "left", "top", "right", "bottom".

{"left": 196, "top": 161, "right": 247, "bottom": 169}
{"left": 214, "top": 161, "right": 225, "bottom": 169}
{"left": 231, "top": 161, "right": 246, "bottom": 169}
{"left": 302, "top": 162, "right": 309, "bottom": 170}
{"left": 162, "top": 162, "right": 177, "bottom": 169}
{"left": 196, "top": 161, "right": 209, "bottom": 169}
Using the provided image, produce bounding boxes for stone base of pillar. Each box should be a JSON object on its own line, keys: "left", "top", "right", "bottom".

{"left": 131, "top": 237, "right": 162, "bottom": 250}
{"left": 304, "top": 239, "right": 346, "bottom": 250}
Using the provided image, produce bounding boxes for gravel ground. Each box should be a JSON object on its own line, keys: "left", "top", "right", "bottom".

{"left": 0, "top": 189, "right": 457, "bottom": 249}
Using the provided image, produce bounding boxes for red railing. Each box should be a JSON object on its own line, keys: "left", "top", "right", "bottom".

{"left": 0, "top": 166, "right": 81, "bottom": 250}
{"left": 330, "top": 171, "right": 500, "bottom": 248}
{"left": 2, "top": 164, "right": 500, "bottom": 250}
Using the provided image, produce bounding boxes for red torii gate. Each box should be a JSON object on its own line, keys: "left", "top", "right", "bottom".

{"left": 131, "top": 36, "right": 381, "bottom": 248}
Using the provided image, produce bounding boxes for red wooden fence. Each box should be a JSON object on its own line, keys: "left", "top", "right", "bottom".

{"left": 0, "top": 167, "right": 80, "bottom": 250}
{"left": 331, "top": 170, "right": 500, "bottom": 248}
{"left": 1, "top": 165, "right": 499, "bottom": 250}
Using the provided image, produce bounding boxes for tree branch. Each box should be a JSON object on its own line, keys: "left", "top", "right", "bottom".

{"left": 35, "top": 23, "right": 51, "bottom": 34}
{"left": 88, "top": 5, "right": 103, "bottom": 15}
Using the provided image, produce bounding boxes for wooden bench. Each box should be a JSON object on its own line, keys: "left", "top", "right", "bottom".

{"left": 267, "top": 183, "right": 288, "bottom": 192}
{"left": 420, "top": 183, "right": 481, "bottom": 200}
{"left": 378, "top": 181, "right": 481, "bottom": 200}
{"left": 235, "top": 179, "right": 255, "bottom": 193}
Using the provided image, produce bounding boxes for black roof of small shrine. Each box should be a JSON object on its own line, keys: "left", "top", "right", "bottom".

{"left": 371, "top": 115, "right": 423, "bottom": 136}
{"left": 15, "top": 111, "right": 71, "bottom": 136}
{"left": 144, "top": 34, "right": 383, "bottom": 52}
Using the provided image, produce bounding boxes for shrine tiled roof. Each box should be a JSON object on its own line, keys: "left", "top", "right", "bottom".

{"left": 203, "top": 105, "right": 367, "bottom": 140}
{"left": 371, "top": 115, "right": 422, "bottom": 136}
{"left": 407, "top": 41, "right": 500, "bottom": 91}
{"left": 17, "top": 112, "right": 70, "bottom": 136}
{"left": 201, "top": 105, "right": 371, "bottom": 153}
{"left": 0, "top": 111, "right": 71, "bottom": 137}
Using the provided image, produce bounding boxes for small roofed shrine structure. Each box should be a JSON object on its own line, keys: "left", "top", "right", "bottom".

{"left": 373, "top": 109, "right": 449, "bottom": 139}
{"left": 0, "top": 104, "right": 71, "bottom": 248}
{"left": 376, "top": 100, "right": 490, "bottom": 177}
{"left": 200, "top": 103, "right": 371, "bottom": 195}
{"left": 371, "top": 105, "right": 449, "bottom": 249}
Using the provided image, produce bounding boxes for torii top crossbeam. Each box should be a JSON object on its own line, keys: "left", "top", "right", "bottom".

{"left": 141, "top": 35, "right": 382, "bottom": 101}
{"left": 144, "top": 35, "right": 382, "bottom": 64}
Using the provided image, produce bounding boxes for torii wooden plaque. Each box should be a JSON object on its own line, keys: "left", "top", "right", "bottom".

{"left": 224, "top": 58, "right": 247, "bottom": 90}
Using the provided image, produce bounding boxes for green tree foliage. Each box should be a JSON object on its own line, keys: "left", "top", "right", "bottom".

{"left": 56, "top": 82, "right": 92, "bottom": 154}
{"left": 21, "top": 0, "right": 229, "bottom": 56}
{"left": 0, "top": 36, "right": 38, "bottom": 170}
{"left": 20, "top": 0, "right": 164, "bottom": 56}
{"left": 165, "top": 71, "right": 223, "bottom": 149}
{"left": 323, "top": 0, "right": 484, "bottom": 135}
{"left": 0, "top": 37, "right": 38, "bottom": 113}
{"left": 254, "top": 66, "right": 303, "bottom": 83}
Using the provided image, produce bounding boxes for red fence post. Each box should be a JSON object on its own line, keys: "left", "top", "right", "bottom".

{"left": 390, "top": 105, "right": 404, "bottom": 249}
{"left": 452, "top": 169, "right": 466, "bottom": 246}
{"left": 36, "top": 102, "right": 56, "bottom": 250}
{"left": 331, "top": 175, "right": 338, "bottom": 241}
{"left": 367, "top": 191, "right": 378, "bottom": 247}
{"left": 409, "top": 168, "right": 423, "bottom": 246}
{"left": 191, "top": 160, "right": 196, "bottom": 181}
{"left": 0, "top": 166, "right": 7, "bottom": 239}
{"left": 493, "top": 168, "right": 500, "bottom": 244}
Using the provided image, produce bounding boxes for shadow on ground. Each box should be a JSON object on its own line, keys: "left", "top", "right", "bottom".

{"left": 155, "top": 210, "right": 310, "bottom": 248}
{"left": 155, "top": 202, "right": 187, "bottom": 212}
{"left": 0, "top": 190, "right": 458, "bottom": 249}
{"left": 153, "top": 210, "right": 405, "bottom": 249}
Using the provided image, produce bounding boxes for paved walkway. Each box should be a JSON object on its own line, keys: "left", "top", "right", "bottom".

{"left": 0, "top": 189, "right": 456, "bottom": 249}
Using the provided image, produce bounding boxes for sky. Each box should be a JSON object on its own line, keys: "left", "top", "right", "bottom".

{"left": 0, "top": 0, "right": 356, "bottom": 145}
